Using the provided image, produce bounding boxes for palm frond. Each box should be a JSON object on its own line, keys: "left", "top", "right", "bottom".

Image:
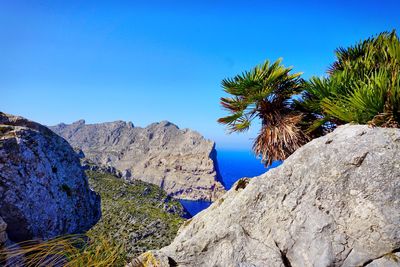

{"left": 303, "top": 29, "right": 400, "bottom": 129}
{"left": 218, "top": 58, "right": 306, "bottom": 165}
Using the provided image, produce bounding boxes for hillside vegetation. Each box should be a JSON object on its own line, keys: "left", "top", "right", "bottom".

{"left": 1, "top": 171, "right": 186, "bottom": 266}
{"left": 86, "top": 171, "right": 186, "bottom": 262}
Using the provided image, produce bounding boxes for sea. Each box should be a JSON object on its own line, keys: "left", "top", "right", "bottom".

{"left": 179, "top": 149, "right": 282, "bottom": 217}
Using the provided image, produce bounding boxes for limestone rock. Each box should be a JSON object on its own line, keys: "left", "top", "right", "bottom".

{"left": 0, "top": 112, "right": 101, "bottom": 242}
{"left": 365, "top": 253, "right": 400, "bottom": 267}
{"left": 0, "top": 216, "right": 7, "bottom": 246}
{"left": 130, "top": 124, "right": 400, "bottom": 267}
{"left": 50, "top": 120, "right": 225, "bottom": 201}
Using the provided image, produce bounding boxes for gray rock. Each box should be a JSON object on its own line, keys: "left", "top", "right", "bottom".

{"left": 365, "top": 252, "right": 400, "bottom": 267}
{"left": 72, "top": 147, "right": 123, "bottom": 177}
{"left": 49, "top": 120, "right": 225, "bottom": 201}
{"left": 0, "top": 216, "right": 7, "bottom": 246}
{"left": 82, "top": 158, "right": 123, "bottom": 178}
{"left": 129, "top": 124, "right": 400, "bottom": 267}
{"left": 73, "top": 147, "right": 85, "bottom": 159}
{"left": 0, "top": 112, "right": 101, "bottom": 242}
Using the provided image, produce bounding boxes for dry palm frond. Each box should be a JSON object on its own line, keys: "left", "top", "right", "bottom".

{"left": 253, "top": 113, "right": 309, "bottom": 166}
{"left": 369, "top": 112, "right": 399, "bottom": 128}
{"left": 0, "top": 234, "right": 124, "bottom": 267}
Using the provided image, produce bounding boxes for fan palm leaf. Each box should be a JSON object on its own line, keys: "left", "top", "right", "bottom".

{"left": 218, "top": 59, "right": 306, "bottom": 165}
{"left": 302, "top": 30, "right": 400, "bottom": 131}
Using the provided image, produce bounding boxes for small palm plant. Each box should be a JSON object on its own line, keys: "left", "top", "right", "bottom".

{"left": 218, "top": 58, "right": 308, "bottom": 166}
{"left": 218, "top": 30, "right": 400, "bottom": 167}
{"left": 302, "top": 30, "right": 400, "bottom": 130}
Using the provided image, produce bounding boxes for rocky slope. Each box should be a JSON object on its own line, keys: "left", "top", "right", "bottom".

{"left": 50, "top": 120, "right": 225, "bottom": 201}
{"left": 0, "top": 217, "right": 7, "bottom": 247}
{"left": 86, "top": 170, "right": 186, "bottom": 261}
{"left": 0, "top": 112, "right": 101, "bottom": 242}
{"left": 130, "top": 125, "right": 400, "bottom": 267}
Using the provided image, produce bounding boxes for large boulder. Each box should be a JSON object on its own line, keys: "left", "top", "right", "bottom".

{"left": 0, "top": 112, "right": 101, "bottom": 242}
{"left": 49, "top": 120, "right": 225, "bottom": 201}
{"left": 130, "top": 124, "right": 400, "bottom": 267}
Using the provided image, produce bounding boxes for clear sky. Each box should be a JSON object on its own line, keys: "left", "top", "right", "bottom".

{"left": 1, "top": 0, "right": 399, "bottom": 149}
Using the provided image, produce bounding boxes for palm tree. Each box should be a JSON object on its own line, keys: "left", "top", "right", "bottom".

{"left": 218, "top": 58, "right": 308, "bottom": 166}
{"left": 218, "top": 31, "right": 400, "bottom": 167}
{"left": 302, "top": 30, "right": 400, "bottom": 130}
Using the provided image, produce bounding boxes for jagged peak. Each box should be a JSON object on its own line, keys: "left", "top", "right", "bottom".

{"left": 72, "top": 119, "right": 86, "bottom": 125}
{"left": 53, "top": 119, "right": 183, "bottom": 131}
{"left": 48, "top": 116, "right": 225, "bottom": 201}
{"left": 54, "top": 119, "right": 136, "bottom": 129}
{"left": 146, "top": 121, "right": 179, "bottom": 129}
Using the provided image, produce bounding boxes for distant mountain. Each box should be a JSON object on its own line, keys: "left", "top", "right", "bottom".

{"left": 49, "top": 120, "right": 225, "bottom": 201}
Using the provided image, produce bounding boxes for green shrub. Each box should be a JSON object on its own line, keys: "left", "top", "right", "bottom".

{"left": 302, "top": 30, "right": 400, "bottom": 131}
{"left": 86, "top": 171, "right": 185, "bottom": 261}
{"left": 218, "top": 30, "right": 400, "bottom": 164}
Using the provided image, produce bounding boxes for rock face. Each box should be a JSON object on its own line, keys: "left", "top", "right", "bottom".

{"left": 0, "top": 217, "right": 7, "bottom": 246}
{"left": 50, "top": 120, "right": 225, "bottom": 201}
{"left": 131, "top": 125, "right": 400, "bottom": 267}
{"left": 0, "top": 112, "right": 101, "bottom": 242}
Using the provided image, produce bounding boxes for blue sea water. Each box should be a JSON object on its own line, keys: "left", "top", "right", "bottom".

{"left": 179, "top": 199, "right": 212, "bottom": 218}
{"left": 179, "top": 149, "right": 282, "bottom": 217}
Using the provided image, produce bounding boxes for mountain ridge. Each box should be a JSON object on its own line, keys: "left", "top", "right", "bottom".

{"left": 49, "top": 119, "right": 225, "bottom": 201}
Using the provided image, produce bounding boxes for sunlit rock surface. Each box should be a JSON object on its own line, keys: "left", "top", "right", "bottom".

{"left": 0, "top": 112, "right": 101, "bottom": 242}
{"left": 50, "top": 120, "right": 225, "bottom": 201}
{"left": 131, "top": 124, "right": 400, "bottom": 267}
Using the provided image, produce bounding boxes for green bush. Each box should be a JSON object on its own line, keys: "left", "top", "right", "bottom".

{"left": 86, "top": 171, "right": 185, "bottom": 262}
{"left": 219, "top": 30, "right": 400, "bottom": 164}
{"left": 302, "top": 30, "right": 400, "bottom": 131}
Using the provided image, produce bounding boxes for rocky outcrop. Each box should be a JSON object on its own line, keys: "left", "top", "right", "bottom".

{"left": 81, "top": 158, "right": 123, "bottom": 178}
{"left": 130, "top": 124, "right": 400, "bottom": 267}
{"left": 0, "top": 112, "right": 101, "bottom": 242}
{"left": 50, "top": 120, "right": 225, "bottom": 201}
{"left": 0, "top": 217, "right": 7, "bottom": 246}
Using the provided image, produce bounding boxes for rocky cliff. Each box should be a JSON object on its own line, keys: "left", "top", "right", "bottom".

{"left": 0, "top": 217, "right": 7, "bottom": 247}
{"left": 50, "top": 120, "right": 225, "bottom": 201}
{"left": 0, "top": 112, "right": 101, "bottom": 242}
{"left": 130, "top": 125, "right": 400, "bottom": 267}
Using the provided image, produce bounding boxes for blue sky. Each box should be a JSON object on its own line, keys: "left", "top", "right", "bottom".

{"left": 1, "top": 1, "right": 399, "bottom": 149}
